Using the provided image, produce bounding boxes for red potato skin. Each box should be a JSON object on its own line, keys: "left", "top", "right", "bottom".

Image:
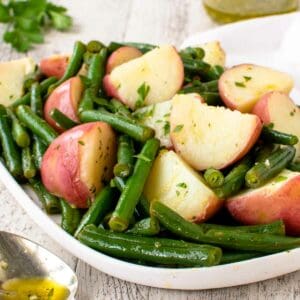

{"left": 41, "top": 122, "right": 116, "bottom": 208}
{"left": 40, "top": 55, "right": 69, "bottom": 79}
{"left": 44, "top": 77, "right": 83, "bottom": 133}
{"left": 226, "top": 174, "right": 300, "bottom": 236}
{"left": 251, "top": 91, "right": 289, "bottom": 123}
{"left": 103, "top": 46, "right": 184, "bottom": 108}
{"left": 170, "top": 114, "right": 263, "bottom": 170}
{"left": 106, "top": 46, "right": 142, "bottom": 74}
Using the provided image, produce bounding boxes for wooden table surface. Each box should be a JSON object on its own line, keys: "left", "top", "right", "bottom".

{"left": 0, "top": 1, "right": 300, "bottom": 299}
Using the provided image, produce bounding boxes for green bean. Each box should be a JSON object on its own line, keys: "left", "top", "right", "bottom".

{"left": 8, "top": 109, "right": 30, "bottom": 148}
{"left": 255, "top": 144, "right": 275, "bottom": 163}
{"left": 78, "top": 49, "right": 107, "bottom": 113}
{"left": 60, "top": 199, "right": 82, "bottom": 235}
{"left": 78, "top": 224, "right": 222, "bottom": 267}
{"left": 205, "top": 65, "right": 224, "bottom": 80}
{"left": 30, "top": 179, "right": 61, "bottom": 214}
{"left": 182, "top": 57, "right": 211, "bottom": 76}
{"left": 21, "top": 147, "right": 36, "bottom": 179}
{"left": 152, "top": 201, "right": 300, "bottom": 253}
{"left": 110, "top": 98, "right": 132, "bottom": 118}
{"left": 49, "top": 41, "right": 86, "bottom": 92}
{"left": 49, "top": 108, "right": 78, "bottom": 130}
{"left": 245, "top": 146, "right": 296, "bottom": 188}
{"left": 92, "top": 96, "right": 114, "bottom": 111}
{"left": 109, "top": 138, "right": 160, "bottom": 232}
{"left": 11, "top": 77, "right": 58, "bottom": 108}
{"left": 136, "top": 195, "right": 151, "bottom": 217}
{"left": 74, "top": 186, "right": 118, "bottom": 237}
{"left": 199, "top": 220, "right": 285, "bottom": 236}
{"left": 32, "top": 135, "right": 47, "bottom": 170}
{"left": 201, "top": 92, "right": 223, "bottom": 106}
{"left": 261, "top": 126, "right": 299, "bottom": 145}
{"left": 108, "top": 42, "right": 156, "bottom": 54}
{"left": 30, "top": 82, "right": 43, "bottom": 117}
{"left": 80, "top": 109, "right": 154, "bottom": 142}
{"left": 288, "top": 161, "right": 300, "bottom": 172}
{"left": 16, "top": 105, "right": 58, "bottom": 146}
{"left": 214, "top": 155, "right": 252, "bottom": 198}
{"left": 180, "top": 47, "right": 205, "bottom": 60}
{"left": 127, "top": 217, "right": 160, "bottom": 236}
{"left": 0, "top": 105, "right": 22, "bottom": 178}
{"left": 113, "top": 135, "right": 135, "bottom": 178}
{"left": 221, "top": 251, "right": 262, "bottom": 264}
{"left": 204, "top": 168, "right": 224, "bottom": 188}
{"left": 86, "top": 40, "right": 105, "bottom": 53}
{"left": 179, "top": 80, "right": 219, "bottom": 94}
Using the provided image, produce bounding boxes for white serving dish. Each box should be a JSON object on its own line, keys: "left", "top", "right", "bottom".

{"left": 1, "top": 12, "right": 300, "bottom": 290}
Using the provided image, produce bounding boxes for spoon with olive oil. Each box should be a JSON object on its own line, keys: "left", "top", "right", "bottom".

{"left": 0, "top": 231, "right": 77, "bottom": 300}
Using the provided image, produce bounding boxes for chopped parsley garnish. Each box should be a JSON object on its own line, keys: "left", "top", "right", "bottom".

{"left": 163, "top": 121, "right": 170, "bottom": 135}
{"left": 176, "top": 182, "right": 187, "bottom": 188}
{"left": 234, "top": 81, "right": 246, "bottom": 88}
{"left": 78, "top": 140, "right": 85, "bottom": 145}
{"left": 135, "top": 82, "right": 150, "bottom": 109}
{"left": 243, "top": 76, "right": 252, "bottom": 81}
{"left": 173, "top": 124, "right": 184, "bottom": 132}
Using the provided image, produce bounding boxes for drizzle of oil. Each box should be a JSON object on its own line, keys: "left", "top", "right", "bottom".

{"left": 203, "top": 0, "right": 298, "bottom": 24}
{"left": 0, "top": 278, "right": 69, "bottom": 300}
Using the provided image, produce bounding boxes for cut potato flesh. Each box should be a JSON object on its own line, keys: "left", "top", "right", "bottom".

{"left": 133, "top": 94, "right": 203, "bottom": 149}
{"left": 219, "top": 64, "right": 294, "bottom": 112}
{"left": 103, "top": 45, "right": 184, "bottom": 110}
{"left": 170, "top": 94, "right": 262, "bottom": 170}
{"left": 0, "top": 57, "right": 36, "bottom": 106}
{"left": 201, "top": 41, "right": 226, "bottom": 67}
{"left": 144, "top": 150, "right": 221, "bottom": 222}
{"left": 253, "top": 91, "right": 300, "bottom": 160}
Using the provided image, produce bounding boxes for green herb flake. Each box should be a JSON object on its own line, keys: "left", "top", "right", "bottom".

{"left": 163, "top": 113, "right": 170, "bottom": 118}
{"left": 47, "top": 288, "right": 54, "bottom": 300}
{"left": 290, "top": 109, "right": 296, "bottom": 116}
{"left": 235, "top": 81, "right": 246, "bottom": 88}
{"left": 176, "top": 190, "right": 180, "bottom": 196}
{"left": 243, "top": 76, "right": 252, "bottom": 82}
{"left": 78, "top": 140, "right": 85, "bottom": 146}
{"left": 176, "top": 182, "right": 187, "bottom": 189}
{"left": 163, "top": 121, "right": 170, "bottom": 135}
{"left": 274, "top": 175, "right": 287, "bottom": 183}
{"left": 135, "top": 82, "right": 150, "bottom": 109}
{"left": 173, "top": 124, "right": 184, "bottom": 133}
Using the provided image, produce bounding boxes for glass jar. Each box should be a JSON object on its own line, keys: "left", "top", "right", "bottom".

{"left": 203, "top": 0, "right": 299, "bottom": 23}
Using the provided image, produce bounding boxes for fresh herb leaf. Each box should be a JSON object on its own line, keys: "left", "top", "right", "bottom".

{"left": 135, "top": 82, "right": 150, "bottom": 109}
{"left": 173, "top": 124, "right": 184, "bottom": 133}
{"left": 0, "top": 0, "right": 72, "bottom": 52}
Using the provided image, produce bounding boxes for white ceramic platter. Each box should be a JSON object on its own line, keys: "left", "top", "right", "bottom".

{"left": 1, "top": 12, "right": 300, "bottom": 290}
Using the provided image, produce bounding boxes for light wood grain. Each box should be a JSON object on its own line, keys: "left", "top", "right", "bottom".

{"left": 0, "top": 1, "right": 300, "bottom": 299}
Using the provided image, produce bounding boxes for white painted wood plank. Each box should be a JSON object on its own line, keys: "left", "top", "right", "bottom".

{"left": 0, "top": 1, "right": 300, "bottom": 299}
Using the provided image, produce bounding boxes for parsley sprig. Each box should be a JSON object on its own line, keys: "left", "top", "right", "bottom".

{"left": 0, "top": 0, "right": 72, "bottom": 52}
{"left": 135, "top": 82, "right": 150, "bottom": 109}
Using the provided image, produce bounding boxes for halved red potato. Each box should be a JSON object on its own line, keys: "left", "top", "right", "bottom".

{"left": 144, "top": 150, "right": 222, "bottom": 222}
{"left": 40, "top": 55, "right": 69, "bottom": 79}
{"left": 44, "top": 77, "right": 83, "bottom": 132}
{"left": 134, "top": 94, "right": 203, "bottom": 149}
{"left": 103, "top": 45, "right": 184, "bottom": 109}
{"left": 106, "top": 46, "right": 142, "bottom": 74}
{"left": 226, "top": 169, "right": 300, "bottom": 236}
{"left": 219, "top": 64, "right": 294, "bottom": 113}
{"left": 41, "top": 122, "right": 117, "bottom": 208}
{"left": 252, "top": 91, "right": 300, "bottom": 160}
{"left": 170, "top": 94, "right": 262, "bottom": 170}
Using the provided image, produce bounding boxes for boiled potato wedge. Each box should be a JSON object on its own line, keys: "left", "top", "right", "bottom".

{"left": 144, "top": 150, "right": 222, "bottom": 222}
{"left": 219, "top": 64, "right": 294, "bottom": 112}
